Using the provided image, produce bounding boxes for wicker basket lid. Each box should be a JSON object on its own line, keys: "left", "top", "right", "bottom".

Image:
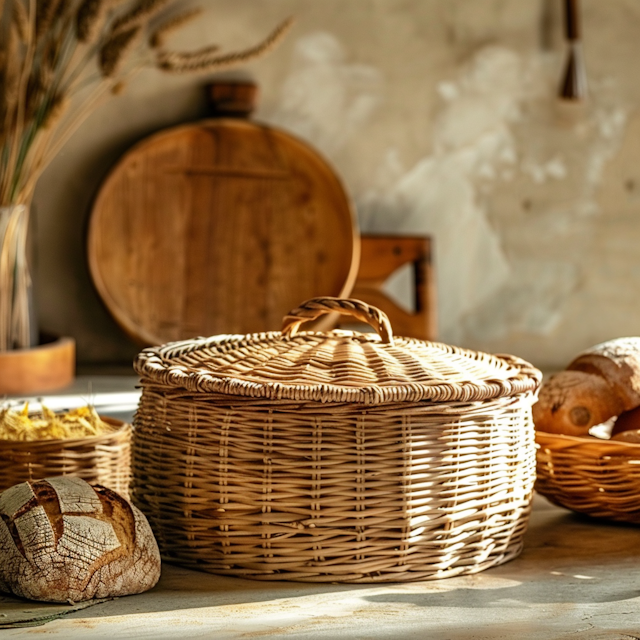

{"left": 134, "top": 297, "right": 541, "bottom": 404}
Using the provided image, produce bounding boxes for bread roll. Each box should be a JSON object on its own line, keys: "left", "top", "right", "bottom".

{"left": 0, "top": 477, "right": 160, "bottom": 603}
{"left": 610, "top": 405, "right": 640, "bottom": 437}
{"left": 610, "top": 428, "right": 640, "bottom": 444}
{"left": 533, "top": 337, "right": 640, "bottom": 436}
{"left": 569, "top": 337, "right": 640, "bottom": 409}
{"left": 532, "top": 370, "right": 624, "bottom": 435}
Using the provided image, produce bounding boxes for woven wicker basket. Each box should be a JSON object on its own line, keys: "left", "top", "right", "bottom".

{"left": 0, "top": 417, "right": 131, "bottom": 497}
{"left": 132, "top": 297, "right": 541, "bottom": 583}
{"left": 536, "top": 431, "right": 640, "bottom": 523}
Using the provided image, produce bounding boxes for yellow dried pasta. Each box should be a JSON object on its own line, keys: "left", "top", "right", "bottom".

{"left": 0, "top": 404, "right": 114, "bottom": 441}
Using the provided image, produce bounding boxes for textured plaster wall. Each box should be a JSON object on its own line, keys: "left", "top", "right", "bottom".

{"left": 32, "top": 0, "right": 640, "bottom": 371}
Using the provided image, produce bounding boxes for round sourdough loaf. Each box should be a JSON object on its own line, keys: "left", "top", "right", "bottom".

{"left": 0, "top": 477, "right": 160, "bottom": 603}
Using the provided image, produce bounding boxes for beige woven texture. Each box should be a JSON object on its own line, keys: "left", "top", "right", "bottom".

{"left": 133, "top": 297, "right": 541, "bottom": 582}
{"left": 0, "top": 418, "right": 131, "bottom": 497}
{"left": 536, "top": 431, "right": 640, "bottom": 523}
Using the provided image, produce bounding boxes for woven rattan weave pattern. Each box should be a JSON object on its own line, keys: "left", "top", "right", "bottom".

{"left": 133, "top": 391, "right": 536, "bottom": 582}
{"left": 0, "top": 418, "right": 131, "bottom": 497}
{"left": 132, "top": 297, "right": 541, "bottom": 582}
{"left": 536, "top": 431, "right": 640, "bottom": 523}
{"left": 135, "top": 298, "right": 540, "bottom": 406}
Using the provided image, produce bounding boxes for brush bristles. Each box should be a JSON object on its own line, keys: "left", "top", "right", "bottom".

{"left": 559, "top": 41, "right": 588, "bottom": 101}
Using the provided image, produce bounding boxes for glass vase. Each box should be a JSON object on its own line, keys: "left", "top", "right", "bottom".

{"left": 0, "top": 204, "right": 33, "bottom": 350}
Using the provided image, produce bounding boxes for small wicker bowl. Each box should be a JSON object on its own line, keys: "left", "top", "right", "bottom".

{"left": 535, "top": 430, "right": 640, "bottom": 523}
{"left": 0, "top": 417, "right": 131, "bottom": 497}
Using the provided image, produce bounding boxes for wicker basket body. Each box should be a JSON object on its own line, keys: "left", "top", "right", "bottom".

{"left": 536, "top": 431, "right": 640, "bottom": 523}
{"left": 0, "top": 417, "right": 131, "bottom": 497}
{"left": 132, "top": 298, "right": 541, "bottom": 582}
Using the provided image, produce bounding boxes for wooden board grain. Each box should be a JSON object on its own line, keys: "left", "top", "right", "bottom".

{"left": 87, "top": 119, "right": 359, "bottom": 345}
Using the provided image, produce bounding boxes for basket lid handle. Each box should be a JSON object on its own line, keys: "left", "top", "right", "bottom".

{"left": 281, "top": 297, "right": 394, "bottom": 344}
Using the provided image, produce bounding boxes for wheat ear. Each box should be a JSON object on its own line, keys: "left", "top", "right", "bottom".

{"left": 99, "top": 25, "right": 141, "bottom": 77}
{"left": 12, "top": 1, "right": 31, "bottom": 42}
{"left": 3, "top": 26, "right": 21, "bottom": 122}
{"left": 8, "top": 0, "right": 39, "bottom": 204}
{"left": 40, "top": 92, "right": 68, "bottom": 129}
{"left": 0, "top": 27, "right": 22, "bottom": 202}
{"left": 156, "top": 15, "right": 293, "bottom": 73}
{"left": 24, "top": 65, "right": 49, "bottom": 120}
{"left": 35, "top": 0, "right": 61, "bottom": 39}
{"left": 149, "top": 7, "right": 203, "bottom": 48}
{"left": 111, "top": 0, "right": 171, "bottom": 34}
{"left": 75, "top": 0, "right": 107, "bottom": 43}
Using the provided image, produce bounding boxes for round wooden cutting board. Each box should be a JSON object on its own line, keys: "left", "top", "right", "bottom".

{"left": 87, "top": 118, "right": 359, "bottom": 345}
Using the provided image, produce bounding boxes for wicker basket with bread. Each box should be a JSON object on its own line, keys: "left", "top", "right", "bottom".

{"left": 534, "top": 337, "right": 640, "bottom": 523}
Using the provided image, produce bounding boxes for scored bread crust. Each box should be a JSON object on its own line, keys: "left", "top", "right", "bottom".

{"left": 0, "top": 477, "right": 160, "bottom": 603}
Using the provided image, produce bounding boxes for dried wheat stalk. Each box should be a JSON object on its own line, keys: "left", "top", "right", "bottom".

{"left": 99, "top": 25, "right": 141, "bottom": 76}
{"left": 12, "top": 1, "right": 30, "bottom": 42}
{"left": 75, "top": 0, "right": 107, "bottom": 42}
{"left": 0, "top": 0, "right": 292, "bottom": 350}
{"left": 111, "top": 0, "right": 170, "bottom": 34}
{"left": 35, "top": 0, "right": 59, "bottom": 38}
{"left": 148, "top": 6, "right": 201, "bottom": 48}
{"left": 156, "top": 16, "right": 293, "bottom": 73}
{"left": 3, "top": 26, "right": 22, "bottom": 115}
{"left": 1, "top": 1, "right": 292, "bottom": 204}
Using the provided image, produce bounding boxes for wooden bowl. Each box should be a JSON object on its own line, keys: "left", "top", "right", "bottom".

{"left": 0, "top": 335, "right": 75, "bottom": 395}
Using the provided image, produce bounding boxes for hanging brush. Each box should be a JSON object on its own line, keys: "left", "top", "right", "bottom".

{"left": 559, "top": 0, "right": 588, "bottom": 100}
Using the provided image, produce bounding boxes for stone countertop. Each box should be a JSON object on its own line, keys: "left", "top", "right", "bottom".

{"left": 2, "top": 495, "right": 640, "bottom": 639}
